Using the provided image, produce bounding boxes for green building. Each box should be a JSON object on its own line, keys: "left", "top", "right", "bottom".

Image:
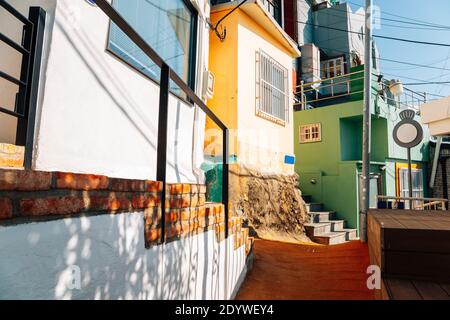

{"left": 294, "top": 66, "right": 430, "bottom": 234}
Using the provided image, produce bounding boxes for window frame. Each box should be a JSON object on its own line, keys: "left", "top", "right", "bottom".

{"left": 299, "top": 123, "right": 322, "bottom": 143}
{"left": 256, "top": 49, "right": 290, "bottom": 126}
{"left": 105, "top": 0, "right": 198, "bottom": 99}
{"left": 321, "top": 56, "right": 345, "bottom": 79}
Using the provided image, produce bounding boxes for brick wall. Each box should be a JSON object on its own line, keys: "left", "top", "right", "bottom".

{"left": 0, "top": 169, "right": 252, "bottom": 252}
{"left": 429, "top": 142, "right": 450, "bottom": 203}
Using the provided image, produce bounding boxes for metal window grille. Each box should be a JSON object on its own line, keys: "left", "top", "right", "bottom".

{"left": 299, "top": 123, "right": 321, "bottom": 143}
{"left": 256, "top": 49, "right": 289, "bottom": 125}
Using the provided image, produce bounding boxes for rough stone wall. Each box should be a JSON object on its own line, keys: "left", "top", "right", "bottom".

{"left": 228, "top": 164, "right": 310, "bottom": 243}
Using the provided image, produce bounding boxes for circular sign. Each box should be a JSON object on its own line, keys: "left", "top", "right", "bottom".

{"left": 393, "top": 111, "right": 423, "bottom": 148}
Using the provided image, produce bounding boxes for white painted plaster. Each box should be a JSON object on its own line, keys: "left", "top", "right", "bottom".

{"left": 0, "top": 212, "right": 246, "bottom": 300}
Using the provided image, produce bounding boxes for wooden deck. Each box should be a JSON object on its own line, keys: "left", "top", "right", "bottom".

{"left": 368, "top": 209, "right": 450, "bottom": 300}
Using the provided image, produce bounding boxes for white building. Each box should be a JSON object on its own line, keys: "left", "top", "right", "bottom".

{"left": 0, "top": 0, "right": 250, "bottom": 300}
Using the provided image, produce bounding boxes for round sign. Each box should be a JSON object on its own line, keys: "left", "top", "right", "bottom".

{"left": 393, "top": 111, "right": 423, "bottom": 148}
{"left": 397, "top": 123, "right": 418, "bottom": 144}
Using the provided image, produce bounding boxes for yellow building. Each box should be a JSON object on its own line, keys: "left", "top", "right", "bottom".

{"left": 205, "top": 0, "right": 301, "bottom": 174}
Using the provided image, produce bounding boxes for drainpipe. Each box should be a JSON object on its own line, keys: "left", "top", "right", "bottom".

{"left": 430, "top": 136, "right": 443, "bottom": 189}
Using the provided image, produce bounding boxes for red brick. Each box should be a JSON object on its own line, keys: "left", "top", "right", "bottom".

{"left": 165, "top": 207, "right": 197, "bottom": 223}
{"left": 89, "top": 195, "right": 131, "bottom": 212}
{"left": 56, "top": 172, "right": 109, "bottom": 190}
{"left": 146, "top": 180, "right": 163, "bottom": 193}
{"left": 144, "top": 207, "right": 161, "bottom": 227}
{"left": 0, "top": 198, "right": 13, "bottom": 219}
{"left": 145, "top": 228, "right": 161, "bottom": 244}
{"left": 132, "top": 194, "right": 160, "bottom": 209}
{"left": 167, "top": 183, "right": 191, "bottom": 195}
{"left": 110, "top": 178, "right": 145, "bottom": 192}
{"left": 0, "top": 169, "right": 52, "bottom": 191}
{"left": 19, "top": 196, "right": 86, "bottom": 217}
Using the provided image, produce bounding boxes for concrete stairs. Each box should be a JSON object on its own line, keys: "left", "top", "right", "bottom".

{"left": 302, "top": 195, "right": 358, "bottom": 245}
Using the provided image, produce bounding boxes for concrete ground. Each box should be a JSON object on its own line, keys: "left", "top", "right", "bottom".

{"left": 236, "top": 239, "right": 375, "bottom": 300}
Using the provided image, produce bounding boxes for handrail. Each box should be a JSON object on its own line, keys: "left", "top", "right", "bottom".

{"left": 95, "top": 0, "right": 230, "bottom": 241}
{"left": 0, "top": 2, "right": 45, "bottom": 169}
{"left": 377, "top": 195, "right": 448, "bottom": 211}
{"left": 295, "top": 70, "right": 364, "bottom": 88}
{"left": 0, "top": 0, "right": 33, "bottom": 26}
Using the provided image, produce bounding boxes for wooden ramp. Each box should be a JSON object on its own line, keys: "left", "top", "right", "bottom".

{"left": 235, "top": 239, "right": 375, "bottom": 300}
{"left": 368, "top": 209, "right": 450, "bottom": 300}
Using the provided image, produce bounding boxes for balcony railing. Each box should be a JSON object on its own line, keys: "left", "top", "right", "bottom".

{"left": 377, "top": 195, "right": 448, "bottom": 211}
{"left": 82, "top": 1, "right": 230, "bottom": 242}
{"left": 295, "top": 70, "right": 427, "bottom": 111}
{"left": 294, "top": 70, "right": 365, "bottom": 110}
{"left": 0, "top": 1, "right": 45, "bottom": 168}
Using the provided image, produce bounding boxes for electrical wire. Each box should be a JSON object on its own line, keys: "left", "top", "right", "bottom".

{"left": 297, "top": 21, "right": 450, "bottom": 47}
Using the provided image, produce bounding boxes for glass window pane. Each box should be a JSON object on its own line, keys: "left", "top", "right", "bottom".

{"left": 108, "top": 0, "right": 195, "bottom": 95}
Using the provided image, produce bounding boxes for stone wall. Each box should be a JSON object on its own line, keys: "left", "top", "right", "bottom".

{"left": 228, "top": 164, "right": 310, "bottom": 243}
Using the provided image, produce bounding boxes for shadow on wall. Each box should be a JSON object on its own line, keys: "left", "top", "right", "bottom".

{"left": 34, "top": 2, "right": 194, "bottom": 180}
{"left": 0, "top": 211, "right": 240, "bottom": 299}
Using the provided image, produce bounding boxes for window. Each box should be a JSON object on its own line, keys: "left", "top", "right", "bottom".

{"left": 256, "top": 50, "right": 289, "bottom": 125}
{"left": 321, "top": 57, "right": 345, "bottom": 79}
{"left": 108, "top": 0, "right": 197, "bottom": 95}
{"left": 398, "top": 167, "right": 424, "bottom": 209}
{"left": 299, "top": 123, "right": 321, "bottom": 143}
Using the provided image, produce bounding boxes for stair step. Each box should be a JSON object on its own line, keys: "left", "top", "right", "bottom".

{"left": 342, "top": 228, "right": 358, "bottom": 240}
{"left": 306, "top": 203, "right": 323, "bottom": 212}
{"left": 313, "top": 231, "right": 348, "bottom": 245}
{"left": 330, "top": 220, "right": 345, "bottom": 231}
{"left": 301, "top": 194, "right": 312, "bottom": 203}
{"left": 305, "top": 222, "right": 331, "bottom": 237}
{"left": 310, "top": 211, "right": 336, "bottom": 223}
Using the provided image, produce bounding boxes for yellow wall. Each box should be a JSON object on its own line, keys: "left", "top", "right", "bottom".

{"left": 206, "top": 8, "right": 296, "bottom": 174}
{"left": 205, "top": 9, "right": 239, "bottom": 157}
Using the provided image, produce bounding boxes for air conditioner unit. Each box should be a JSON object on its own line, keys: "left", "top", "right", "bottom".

{"left": 202, "top": 70, "right": 215, "bottom": 100}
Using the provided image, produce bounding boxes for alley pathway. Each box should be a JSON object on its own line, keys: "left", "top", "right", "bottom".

{"left": 236, "top": 239, "right": 375, "bottom": 300}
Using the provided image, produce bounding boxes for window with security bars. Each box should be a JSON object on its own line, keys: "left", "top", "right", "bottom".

{"left": 256, "top": 50, "right": 289, "bottom": 124}
{"left": 299, "top": 123, "right": 321, "bottom": 143}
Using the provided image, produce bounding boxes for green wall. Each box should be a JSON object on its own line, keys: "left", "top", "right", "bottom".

{"left": 294, "top": 93, "right": 430, "bottom": 232}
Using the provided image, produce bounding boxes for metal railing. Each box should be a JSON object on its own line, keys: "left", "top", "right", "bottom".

{"left": 0, "top": 1, "right": 45, "bottom": 168}
{"left": 380, "top": 82, "right": 427, "bottom": 111}
{"left": 294, "top": 70, "right": 365, "bottom": 110}
{"left": 377, "top": 195, "right": 448, "bottom": 211}
{"left": 95, "top": 0, "right": 230, "bottom": 242}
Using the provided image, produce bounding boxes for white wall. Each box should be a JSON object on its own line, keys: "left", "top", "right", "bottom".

{"left": 236, "top": 16, "right": 295, "bottom": 174}
{"left": 1, "top": 0, "right": 209, "bottom": 183}
{"left": 0, "top": 212, "right": 247, "bottom": 300}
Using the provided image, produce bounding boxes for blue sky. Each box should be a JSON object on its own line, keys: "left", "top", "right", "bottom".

{"left": 347, "top": 0, "right": 450, "bottom": 100}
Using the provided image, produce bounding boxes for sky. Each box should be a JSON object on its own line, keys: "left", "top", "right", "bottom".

{"left": 347, "top": 0, "right": 450, "bottom": 101}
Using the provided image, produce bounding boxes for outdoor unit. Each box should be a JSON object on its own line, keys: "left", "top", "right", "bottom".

{"left": 300, "top": 43, "right": 321, "bottom": 84}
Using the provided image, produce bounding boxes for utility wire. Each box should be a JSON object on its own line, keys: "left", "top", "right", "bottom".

{"left": 345, "top": 0, "right": 450, "bottom": 30}
{"left": 297, "top": 21, "right": 450, "bottom": 47}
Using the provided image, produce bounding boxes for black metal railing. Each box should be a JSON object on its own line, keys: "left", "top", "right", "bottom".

{"left": 0, "top": 1, "right": 45, "bottom": 168}
{"left": 95, "top": 0, "right": 230, "bottom": 242}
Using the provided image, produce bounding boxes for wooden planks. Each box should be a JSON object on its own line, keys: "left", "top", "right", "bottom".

{"left": 384, "top": 278, "right": 450, "bottom": 300}
{"left": 368, "top": 210, "right": 450, "bottom": 298}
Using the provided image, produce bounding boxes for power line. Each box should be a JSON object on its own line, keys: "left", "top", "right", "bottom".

{"left": 344, "top": 0, "right": 450, "bottom": 30}
{"left": 297, "top": 21, "right": 450, "bottom": 47}
{"left": 403, "top": 81, "right": 450, "bottom": 86}
{"left": 312, "top": 4, "right": 450, "bottom": 31}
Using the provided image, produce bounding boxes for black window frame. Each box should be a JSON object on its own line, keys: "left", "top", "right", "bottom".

{"left": 105, "top": 0, "right": 198, "bottom": 101}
